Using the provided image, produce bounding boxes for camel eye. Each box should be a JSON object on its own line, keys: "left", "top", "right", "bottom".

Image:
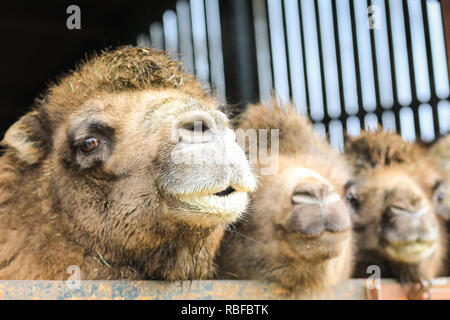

{"left": 344, "top": 181, "right": 360, "bottom": 211}
{"left": 80, "top": 137, "right": 100, "bottom": 153}
{"left": 346, "top": 192, "right": 360, "bottom": 210}
{"left": 433, "top": 182, "right": 447, "bottom": 203}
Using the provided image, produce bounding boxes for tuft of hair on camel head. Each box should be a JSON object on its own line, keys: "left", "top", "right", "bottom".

{"left": 0, "top": 46, "right": 256, "bottom": 281}
{"left": 216, "top": 100, "right": 355, "bottom": 294}
{"left": 345, "top": 130, "right": 448, "bottom": 285}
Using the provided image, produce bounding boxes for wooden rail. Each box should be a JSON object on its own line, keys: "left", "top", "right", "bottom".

{"left": 0, "top": 278, "right": 449, "bottom": 300}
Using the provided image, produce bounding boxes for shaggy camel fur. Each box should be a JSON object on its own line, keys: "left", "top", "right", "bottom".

{"left": 0, "top": 47, "right": 256, "bottom": 280}
{"left": 430, "top": 134, "right": 450, "bottom": 275}
{"left": 217, "top": 102, "right": 354, "bottom": 294}
{"left": 430, "top": 134, "right": 450, "bottom": 219}
{"left": 346, "top": 130, "right": 448, "bottom": 285}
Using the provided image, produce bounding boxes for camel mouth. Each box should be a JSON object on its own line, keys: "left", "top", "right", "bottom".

{"left": 383, "top": 241, "right": 437, "bottom": 263}
{"left": 213, "top": 186, "right": 236, "bottom": 197}
{"left": 176, "top": 190, "right": 249, "bottom": 223}
{"left": 296, "top": 229, "right": 351, "bottom": 242}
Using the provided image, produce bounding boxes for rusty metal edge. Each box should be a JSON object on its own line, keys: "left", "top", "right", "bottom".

{"left": 0, "top": 278, "right": 370, "bottom": 300}
{"left": 0, "top": 278, "right": 449, "bottom": 300}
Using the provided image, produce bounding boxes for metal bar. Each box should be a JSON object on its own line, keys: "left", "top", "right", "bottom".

{"left": 314, "top": 1, "right": 330, "bottom": 125}
{"left": 402, "top": 0, "right": 421, "bottom": 139}
{"left": 349, "top": 0, "right": 365, "bottom": 124}
{"left": 202, "top": 0, "right": 213, "bottom": 91}
{"left": 300, "top": 0, "right": 325, "bottom": 122}
{"left": 384, "top": 0, "right": 401, "bottom": 131}
{"left": 297, "top": 0, "right": 312, "bottom": 118}
{"left": 190, "top": 0, "right": 211, "bottom": 87}
{"left": 176, "top": 1, "right": 196, "bottom": 74}
{"left": 332, "top": 0, "right": 350, "bottom": 131}
{"left": 252, "top": 0, "right": 273, "bottom": 103}
{"left": 281, "top": 0, "right": 293, "bottom": 102}
{"left": 150, "top": 22, "right": 165, "bottom": 51}
{"left": 421, "top": 0, "right": 442, "bottom": 138}
{"left": 368, "top": 0, "right": 382, "bottom": 122}
{"left": 219, "top": 0, "right": 259, "bottom": 105}
{"left": 205, "top": 0, "right": 226, "bottom": 102}
{"left": 314, "top": 0, "right": 331, "bottom": 127}
{"left": 163, "top": 10, "right": 179, "bottom": 57}
{"left": 267, "top": 0, "right": 290, "bottom": 102}
{"left": 283, "top": 0, "right": 306, "bottom": 114}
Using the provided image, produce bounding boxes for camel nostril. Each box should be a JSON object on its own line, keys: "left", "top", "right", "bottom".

{"left": 178, "top": 111, "right": 215, "bottom": 131}
{"left": 176, "top": 111, "right": 217, "bottom": 143}
{"left": 292, "top": 190, "right": 318, "bottom": 204}
{"left": 181, "top": 120, "right": 210, "bottom": 133}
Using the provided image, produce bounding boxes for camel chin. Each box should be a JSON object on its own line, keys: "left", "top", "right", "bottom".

{"left": 383, "top": 241, "right": 438, "bottom": 264}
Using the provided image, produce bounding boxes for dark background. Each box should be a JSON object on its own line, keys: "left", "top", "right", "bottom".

{"left": 0, "top": 1, "right": 178, "bottom": 137}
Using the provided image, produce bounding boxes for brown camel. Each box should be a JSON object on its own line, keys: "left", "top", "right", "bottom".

{"left": 430, "top": 134, "right": 450, "bottom": 219}
{"left": 0, "top": 47, "right": 256, "bottom": 280}
{"left": 217, "top": 101, "right": 354, "bottom": 294}
{"left": 345, "top": 130, "right": 448, "bottom": 287}
{"left": 429, "top": 134, "right": 450, "bottom": 275}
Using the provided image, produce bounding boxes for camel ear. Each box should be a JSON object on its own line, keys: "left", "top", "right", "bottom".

{"left": 1, "top": 110, "right": 51, "bottom": 165}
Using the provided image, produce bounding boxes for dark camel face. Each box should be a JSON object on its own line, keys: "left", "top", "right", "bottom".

{"left": 347, "top": 166, "right": 444, "bottom": 264}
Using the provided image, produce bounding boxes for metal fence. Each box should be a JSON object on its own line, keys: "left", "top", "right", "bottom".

{"left": 136, "top": 0, "right": 450, "bottom": 151}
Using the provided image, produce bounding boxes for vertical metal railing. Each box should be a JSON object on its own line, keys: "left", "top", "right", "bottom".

{"left": 249, "top": 0, "right": 449, "bottom": 150}
{"left": 136, "top": 0, "right": 450, "bottom": 150}
{"left": 136, "top": 0, "right": 227, "bottom": 103}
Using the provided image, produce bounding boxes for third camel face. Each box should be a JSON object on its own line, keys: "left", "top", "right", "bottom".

{"left": 345, "top": 131, "right": 447, "bottom": 281}
{"left": 348, "top": 167, "right": 441, "bottom": 264}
